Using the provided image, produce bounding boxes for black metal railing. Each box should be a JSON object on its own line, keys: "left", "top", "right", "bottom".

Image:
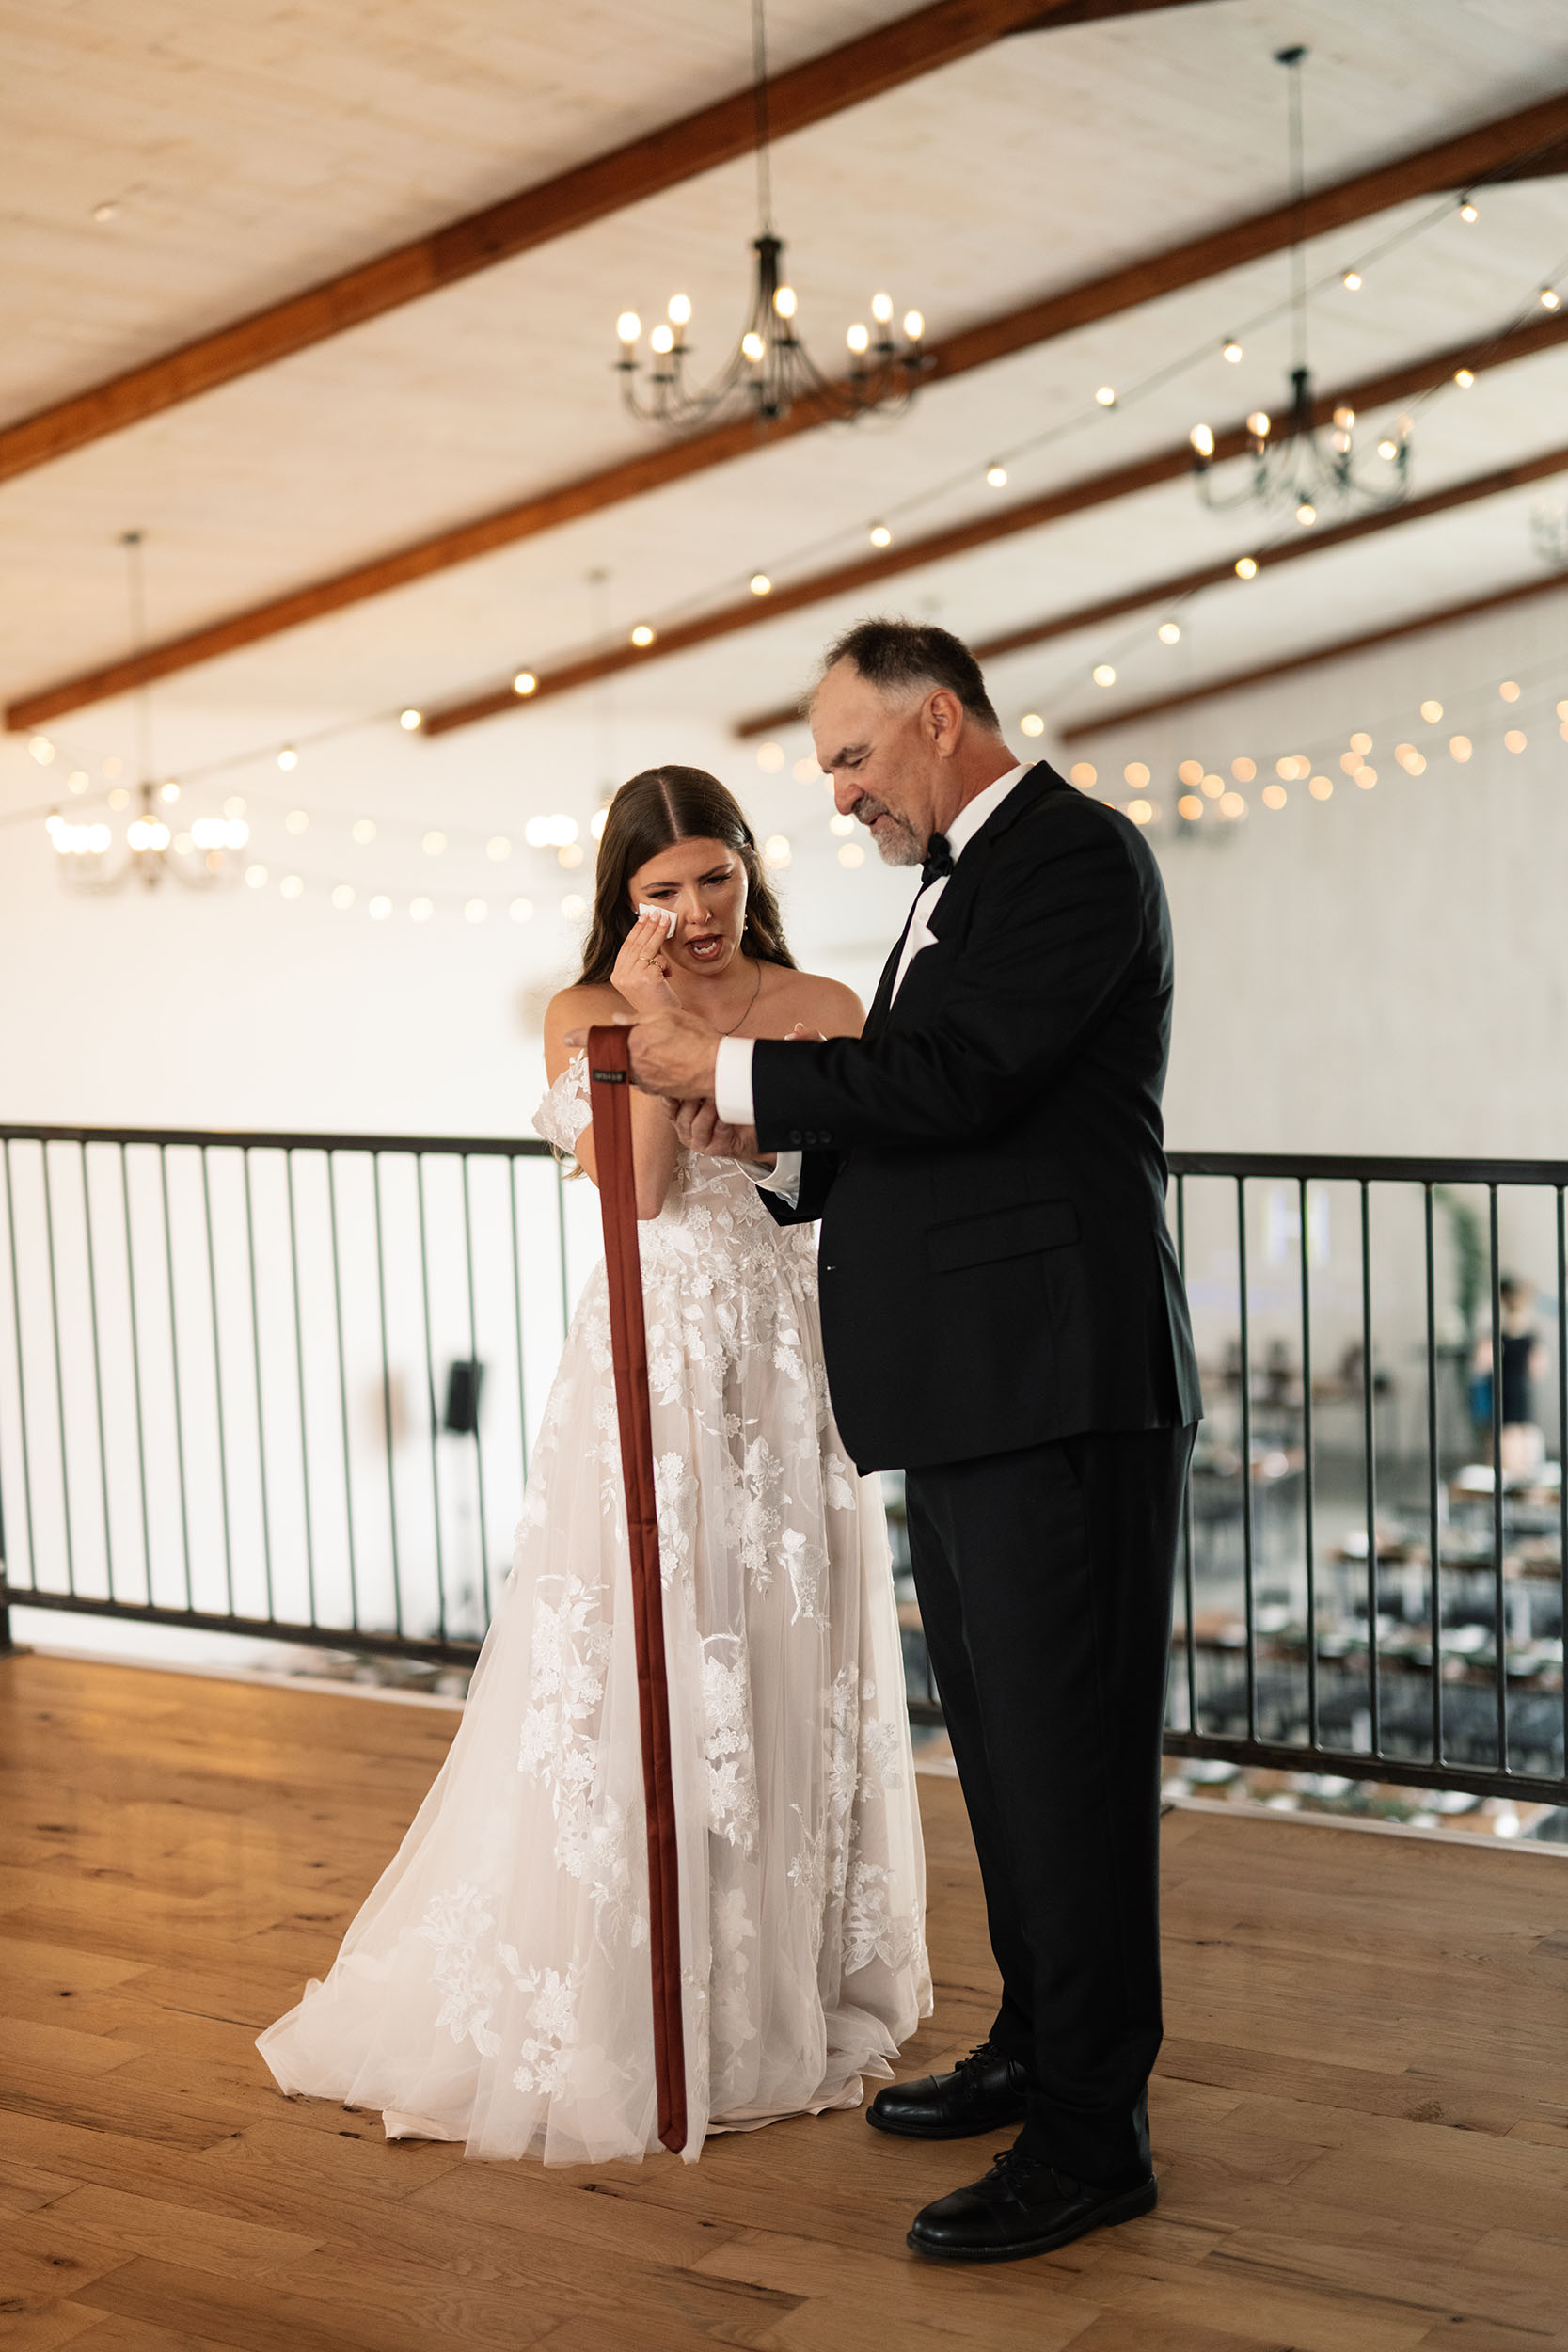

{"left": 0, "top": 1121, "right": 586, "bottom": 1666}
{"left": 1163, "top": 1153, "right": 1568, "bottom": 1807}
{"left": 3, "top": 1127, "right": 1565, "bottom": 1811}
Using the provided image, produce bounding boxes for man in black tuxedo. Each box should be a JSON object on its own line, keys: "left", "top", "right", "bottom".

{"left": 619, "top": 619, "right": 1199, "bottom": 2264}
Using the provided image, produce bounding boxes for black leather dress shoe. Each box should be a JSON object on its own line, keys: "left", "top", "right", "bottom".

{"left": 866, "top": 2042, "right": 1029, "bottom": 2139}
{"left": 908, "top": 2148, "right": 1157, "bottom": 2263}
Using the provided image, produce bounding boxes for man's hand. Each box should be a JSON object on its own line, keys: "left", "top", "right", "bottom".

{"left": 564, "top": 1007, "right": 720, "bottom": 1099}
{"left": 675, "top": 1099, "right": 768, "bottom": 1163}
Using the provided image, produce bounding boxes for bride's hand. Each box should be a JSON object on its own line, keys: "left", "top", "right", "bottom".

{"left": 787, "top": 1023, "right": 826, "bottom": 1043}
{"left": 610, "top": 914, "right": 681, "bottom": 1012}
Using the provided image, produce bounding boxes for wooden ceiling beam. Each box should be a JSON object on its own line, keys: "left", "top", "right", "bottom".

{"left": 731, "top": 438, "right": 1568, "bottom": 736}
{"left": 11, "top": 84, "right": 1568, "bottom": 732}
{"left": 422, "top": 310, "right": 1568, "bottom": 735}
{"left": 1056, "top": 570, "right": 1568, "bottom": 740}
{"left": 0, "top": 0, "right": 1157, "bottom": 487}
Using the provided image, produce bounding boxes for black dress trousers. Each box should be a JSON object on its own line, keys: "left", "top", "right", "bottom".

{"left": 903, "top": 1422, "right": 1196, "bottom": 2185}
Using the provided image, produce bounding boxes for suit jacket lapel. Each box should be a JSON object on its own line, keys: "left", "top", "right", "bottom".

{"left": 863, "top": 903, "right": 917, "bottom": 1042}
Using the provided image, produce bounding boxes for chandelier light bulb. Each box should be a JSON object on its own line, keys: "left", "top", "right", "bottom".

{"left": 869, "top": 522, "right": 893, "bottom": 548}
{"left": 1095, "top": 386, "right": 1116, "bottom": 407}
{"left": 902, "top": 310, "right": 924, "bottom": 341}
{"left": 513, "top": 671, "right": 537, "bottom": 696}
{"left": 667, "top": 294, "right": 691, "bottom": 326}
{"left": 1377, "top": 437, "right": 1399, "bottom": 459}
{"left": 277, "top": 746, "right": 298, "bottom": 771}
{"left": 741, "top": 331, "right": 765, "bottom": 362}
{"left": 1158, "top": 621, "right": 1181, "bottom": 644}
{"left": 986, "top": 462, "right": 1007, "bottom": 487}
{"left": 1223, "top": 338, "right": 1243, "bottom": 362}
{"left": 871, "top": 293, "right": 894, "bottom": 324}
{"left": 400, "top": 708, "right": 421, "bottom": 730}
{"left": 1542, "top": 287, "right": 1561, "bottom": 310}
{"left": 773, "top": 285, "right": 797, "bottom": 319}
{"left": 1247, "top": 410, "right": 1271, "bottom": 437}
{"left": 630, "top": 623, "right": 657, "bottom": 646}
{"left": 1189, "top": 423, "right": 1214, "bottom": 457}
{"left": 1341, "top": 270, "right": 1362, "bottom": 291}
{"left": 649, "top": 324, "right": 674, "bottom": 355}
{"left": 1235, "top": 555, "right": 1258, "bottom": 579}
{"left": 1333, "top": 406, "right": 1355, "bottom": 428}
{"left": 1453, "top": 368, "right": 1475, "bottom": 389}
{"left": 1296, "top": 501, "right": 1317, "bottom": 526}
{"left": 847, "top": 322, "right": 870, "bottom": 355}
{"left": 1092, "top": 663, "right": 1117, "bottom": 687}
{"left": 160, "top": 780, "right": 180, "bottom": 803}
{"left": 29, "top": 735, "right": 55, "bottom": 764}
{"left": 616, "top": 311, "right": 641, "bottom": 344}
{"left": 749, "top": 573, "right": 772, "bottom": 596}
{"left": 1460, "top": 199, "right": 1479, "bottom": 222}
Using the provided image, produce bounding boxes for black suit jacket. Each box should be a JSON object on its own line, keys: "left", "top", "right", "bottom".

{"left": 752, "top": 762, "right": 1201, "bottom": 1471}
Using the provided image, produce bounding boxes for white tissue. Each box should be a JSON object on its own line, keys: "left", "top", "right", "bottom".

{"left": 636, "top": 904, "right": 677, "bottom": 934}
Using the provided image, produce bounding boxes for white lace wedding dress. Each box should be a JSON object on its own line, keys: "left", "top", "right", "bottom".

{"left": 258, "top": 1051, "right": 930, "bottom": 2164}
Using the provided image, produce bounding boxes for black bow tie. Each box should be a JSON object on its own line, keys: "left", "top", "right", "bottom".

{"left": 920, "top": 832, "right": 953, "bottom": 890}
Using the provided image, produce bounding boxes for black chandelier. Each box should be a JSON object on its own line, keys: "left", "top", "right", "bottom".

{"left": 1188, "top": 46, "right": 1412, "bottom": 529}
{"left": 612, "top": 0, "right": 930, "bottom": 433}
{"left": 48, "top": 532, "right": 249, "bottom": 894}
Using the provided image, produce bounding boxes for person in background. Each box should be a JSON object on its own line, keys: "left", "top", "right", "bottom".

{"left": 1471, "top": 1276, "right": 1550, "bottom": 1477}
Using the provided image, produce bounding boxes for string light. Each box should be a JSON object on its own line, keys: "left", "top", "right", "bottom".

{"left": 399, "top": 709, "right": 421, "bottom": 730}
{"left": 331, "top": 883, "right": 356, "bottom": 910}
{"left": 1222, "top": 338, "right": 1243, "bottom": 363}
{"left": 1449, "top": 735, "right": 1473, "bottom": 761}
{"left": 280, "top": 874, "right": 304, "bottom": 900}
{"left": 1178, "top": 759, "right": 1203, "bottom": 786}
{"left": 1420, "top": 700, "right": 1443, "bottom": 722}
{"left": 1095, "top": 386, "right": 1117, "bottom": 407}
{"left": 1453, "top": 369, "right": 1475, "bottom": 389}
{"left": 485, "top": 836, "right": 511, "bottom": 861}
{"left": 285, "top": 808, "right": 309, "bottom": 834}
{"left": 986, "top": 463, "right": 1008, "bottom": 488}
{"left": 1127, "top": 800, "right": 1154, "bottom": 824}
{"left": 1309, "top": 775, "right": 1333, "bottom": 800}
{"left": 837, "top": 841, "right": 863, "bottom": 867}
{"left": 756, "top": 742, "right": 785, "bottom": 771}
{"left": 524, "top": 814, "right": 578, "bottom": 848}
{"left": 277, "top": 746, "right": 298, "bottom": 771}
{"left": 514, "top": 671, "right": 538, "bottom": 696}
{"left": 422, "top": 829, "right": 447, "bottom": 855}
{"left": 1218, "top": 791, "right": 1246, "bottom": 819}
{"left": 1189, "top": 424, "right": 1214, "bottom": 458}
{"left": 1235, "top": 556, "right": 1259, "bottom": 580}
{"left": 352, "top": 818, "right": 376, "bottom": 844}
{"left": 410, "top": 897, "right": 434, "bottom": 922}
{"left": 1341, "top": 269, "right": 1363, "bottom": 292}
{"left": 1178, "top": 793, "right": 1204, "bottom": 819}
{"left": 869, "top": 523, "right": 893, "bottom": 548}
{"left": 1092, "top": 663, "right": 1117, "bottom": 687}
{"left": 1504, "top": 729, "right": 1527, "bottom": 752}
{"left": 1201, "top": 772, "right": 1225, "bottom": 798}
{"left": 829, "top": 812, "right": 856, "bottom": 836}
{"left": 1020, "top": 712, "right": 1045, "bottom": 737}
{"left": 750, "top": 574, "right": 772, "bottom": 596}
{"left": 465, "top": 899, "right": 488, "bottom": 924}
{"left": 1069, "top": 763, "right": 1097, "bottom": 787}
{"left": 1356, "top": 767, "right": 1377, "bottom": 788}
{"left": 510, "top": 898, "right": 534, "bottom": 922}
{"left": 1499, "top": 680, "right": 1520, "bottom": 700}
{"left": 1350, "top": 731, "right": 1372, "bottom": 753}
{"left": 591, "top": 809, "right": 608, "bottom": 840}
{"left": 1158, "top": 621, "right": 1181, "bottom": 644}
{"left": 370, "top": 895, "right": 392, "bottom": 920}
{"left": 763, "top": 834, "right": 792, "bottom": 867}
{"left": 1124, "top": 762, "right": 1151, "bottom": 787}
{"left": 1262, "top": 783, "right": 1287, "bottom": 809}
{"left": 630, "top": 624, "right": 657, "bottom": 646}
{"left": 1460, "top": 199, "right": 1479, "bottom": 222}
{"left": 1231, "top": 757, "right": 1256, "bottom": 782}
{"left": 792, "top": 756, "right": 822, "bottom": 783}
{"left": 1543, "top": 288, "right": 1562, "bottom": 311}
{"left": 245, "top": 864, "right": 267, "bottom": 888}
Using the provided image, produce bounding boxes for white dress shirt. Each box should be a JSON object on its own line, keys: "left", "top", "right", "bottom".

{"left": 717, "top": 762, "right": 1030, "bottom": 1205}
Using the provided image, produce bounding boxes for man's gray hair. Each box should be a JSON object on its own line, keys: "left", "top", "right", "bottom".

{"left": 810, "top": 617, "right": 1002, "bottom": 733}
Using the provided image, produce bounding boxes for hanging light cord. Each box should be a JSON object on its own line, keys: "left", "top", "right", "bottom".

{"left": 752, "top": 0, "right": 773, "bottom": 235}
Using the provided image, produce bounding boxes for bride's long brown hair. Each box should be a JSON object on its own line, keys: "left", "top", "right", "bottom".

{"left": 577, "top": 766, "right": 797, "bottom": 985}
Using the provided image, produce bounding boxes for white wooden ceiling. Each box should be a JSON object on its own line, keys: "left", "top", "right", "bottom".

{"left": 2, "top": 0, "right": 1566, "bottom": 803}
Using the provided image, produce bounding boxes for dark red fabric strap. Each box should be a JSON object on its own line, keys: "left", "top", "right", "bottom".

{"left": 585, "top": 1025, "right": 688, "bottom": 2155}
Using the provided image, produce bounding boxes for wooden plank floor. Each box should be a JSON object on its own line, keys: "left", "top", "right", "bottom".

{"left": 3, "top": 1653, "right": 1568, "bottom": 2352}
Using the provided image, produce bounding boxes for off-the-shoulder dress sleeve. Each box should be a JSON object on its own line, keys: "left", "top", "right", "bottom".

{"left": 532, "top": 1050, "right": 592, "bottom": 1156}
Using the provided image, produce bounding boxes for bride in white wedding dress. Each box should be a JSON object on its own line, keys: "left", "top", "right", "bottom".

{"left": 258, "top": 765, "right": 930, "bottom": 2164}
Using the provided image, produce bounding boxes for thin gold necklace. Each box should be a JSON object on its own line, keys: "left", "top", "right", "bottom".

{"left": 713, "top": 957, "right": 764, "bottom": 1037}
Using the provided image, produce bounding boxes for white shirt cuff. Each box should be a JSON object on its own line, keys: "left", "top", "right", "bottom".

{"left": 748, "top": 1151, "right": 802, "bottom": 1209}
{"left": 714, "top": 1035, "right": 756, "bottom": 1127}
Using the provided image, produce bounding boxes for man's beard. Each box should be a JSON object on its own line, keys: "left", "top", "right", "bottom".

{"left": 850, "top": 795, "right": 922, "bottom": 866}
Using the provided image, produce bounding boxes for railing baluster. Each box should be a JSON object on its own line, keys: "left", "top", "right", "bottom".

{"left": 1299, "top": 1177, "right": 1318, "bottom": 1755}
{"left": 1360, "top": 1181, "right": 1379, "bottom": 1762}
{"left": 326, "top": 1152, "right": 360, "bottom": 1635}
{"left": 460, "top": 1154, "right": 491, "bottom": 1624}
{"left": 1424, "top": 1184, "right": 1443, "bottom": 1768}
{"left": 1176, "top": 1173, "right": 1196, "bottom": 1740}
{"left": 510, "top": 1156, "right": 531, "bottom": 1484}
{"left": 40, "top": 1145, "right": 78, "bottom": 1597}
{"left": 3, "top": 1140, "right": 38, "bottom": 1592}
{"left": 284, "top": 1150, "right": 318, "bottom": 1629}
{"left": 159, "top": 1146, "right": 194, "bottom": 1611}
{"left": 200, "top": 1148, "right": 235, "bottom": 1618}
{"left": 372, "top": 1152, "right": 404, "bottom": 1639}
{"left": 119, "top": 1145, "right": 152, "bottom": 1602}
{"left": 415, "top": 1153, "right": 449, "bottom": 1646}
{"left": 242, "top": 1149, "right": 276, "bottom": 1624}
{"left": 1488, "top": 1187, "right": 1507, "bottom": 1774}
{"left": 1236, "top": 1175, "right": 1256, "bottom": 1741}
{"left": 80, "top": 1145, "right": 114, "bottom": 1598}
